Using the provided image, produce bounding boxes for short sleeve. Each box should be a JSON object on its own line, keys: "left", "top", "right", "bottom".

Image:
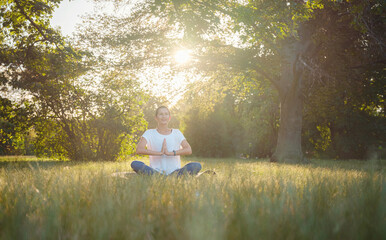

{"left": 176, "top": 129, "right": 186, "bottom": 144}
{"left": 142, "top": 130, "right": 151, "bottom": 143}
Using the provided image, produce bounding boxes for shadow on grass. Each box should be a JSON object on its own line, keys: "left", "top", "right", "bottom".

{"left": 0, "top": 160, "right": 73, "bottom": 169}
{"left": 273, "top": 158, "right": 386, "bottom": 173}
{"left": 190, "top": 156, "right": 385, "bottom": 173}
{"left": 187, "top": 156, "right": 267, "bottom": 165}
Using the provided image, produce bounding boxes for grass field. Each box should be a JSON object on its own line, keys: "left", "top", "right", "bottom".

{"left": 0, "top": 156, "right": 385, "bottom": 240}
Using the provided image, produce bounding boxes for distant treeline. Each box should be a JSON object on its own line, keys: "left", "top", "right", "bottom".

{"left": 177, "top": 77, "right": 385, "bottom": 160}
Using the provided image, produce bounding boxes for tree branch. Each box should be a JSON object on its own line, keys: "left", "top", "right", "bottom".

{"left": 14, "top": 0, "right": 66, "bottom": 53}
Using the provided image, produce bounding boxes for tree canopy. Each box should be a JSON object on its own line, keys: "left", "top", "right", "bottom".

{"left": 76, "top": 0, "right": 384, "bottom": 161}
{"left": 0, "top": 0, "right": 384, "bottom": 160}
{"left": 0, "top": 0, "right": 148, "bottom": 161}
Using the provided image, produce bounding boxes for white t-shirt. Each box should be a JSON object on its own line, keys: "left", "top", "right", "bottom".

{"left": 142, "top": 129, "right": 186, "bottom": 175}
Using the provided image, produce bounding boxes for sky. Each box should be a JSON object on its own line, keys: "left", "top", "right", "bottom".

{"left": 51, "top": 0, "right": 95, "bottom": 37}
{"left": 50, "top": 0, "right": 192, "bottom": 106}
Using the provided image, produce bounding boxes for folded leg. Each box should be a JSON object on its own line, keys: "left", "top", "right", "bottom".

{"left": 170, "top": 162, "right": 202, "bottom": 177}
{"left": 131, "top": 161, "right": 159, "bottom": 175}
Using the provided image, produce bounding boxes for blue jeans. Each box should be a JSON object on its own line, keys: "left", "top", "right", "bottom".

{"left": 131, "top": 161, "right": 202, "bottom": 176}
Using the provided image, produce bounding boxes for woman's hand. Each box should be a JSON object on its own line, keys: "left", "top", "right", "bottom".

{"left": 162, "top": 139, "right": 166, "bottom": 154}
{"left": 162, "top": 139, "right": 174, "bottom": 156}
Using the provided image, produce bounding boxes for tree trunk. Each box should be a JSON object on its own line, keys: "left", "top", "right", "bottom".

{"left": 270, "top": 40, "right": 307, "bottom": 163}
{"left": 271, "top": 90, "right": 305, "bottom": 163}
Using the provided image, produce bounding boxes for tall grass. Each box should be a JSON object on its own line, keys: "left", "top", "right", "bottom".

{"left": 0, "top": 157, "right": 385, "bottom": 240}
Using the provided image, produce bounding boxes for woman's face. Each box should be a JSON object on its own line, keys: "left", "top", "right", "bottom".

{"left": 155, "top": 108, "right": 170, "bottom": 125}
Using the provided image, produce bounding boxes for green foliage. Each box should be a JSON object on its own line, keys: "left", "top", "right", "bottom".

{"left": 32, "top": 72, "right": 148, "bottom": 161}
{"left": 1, "top": 0, "right": 384, "bottom": 161}
{"left": 302, "top": 0, "right": 386, "bottom": 159}
{"left": 33, "top": 118, "right": 67, "bottom": 159}
{"left": 150, "top": 0, "right": 385, "bottom": 160}
{"left": 235, "top": 78, "right": 279, "bottom": 158}
{"left": 0, "top": 0, "right": 84, "bottom": 91}
{"left": 0, "top": 157, "right": 384, "bottom": 239}
{"left": 184, "top": 103, "right": 240, "bottom": 158}
{"left": 0, "top": 97, "right": 34, "bottom": 155}
{"left": 1, "top": 0, "right": 149, "bottom": 161}
{"left": 179, "top": 71, "right": 279, "bottom": 158}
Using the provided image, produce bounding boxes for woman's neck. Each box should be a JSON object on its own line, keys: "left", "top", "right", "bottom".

{"left": 156, "top": 124, "right": 170, "bottom": 131}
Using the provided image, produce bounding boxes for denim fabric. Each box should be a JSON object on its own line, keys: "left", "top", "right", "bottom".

{"left": 131, "top": 161, "right": 201, "bottom": 176}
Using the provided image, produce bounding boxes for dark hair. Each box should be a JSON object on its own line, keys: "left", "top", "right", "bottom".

{"left": 155, "top": 106, "right": 170, "bottom": 116}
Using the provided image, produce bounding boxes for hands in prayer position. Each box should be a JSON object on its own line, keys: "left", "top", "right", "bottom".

{"left": 162, "top": 139, "right": 174, "bottom": 156}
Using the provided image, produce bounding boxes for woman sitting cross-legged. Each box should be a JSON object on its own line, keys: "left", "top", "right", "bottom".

{"left": 131, "top": 106, "right": 201, "bottom": 177}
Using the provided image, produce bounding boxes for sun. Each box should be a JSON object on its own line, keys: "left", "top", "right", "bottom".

{"left": 174, "top": 49, "right": 191, "bottom": 64}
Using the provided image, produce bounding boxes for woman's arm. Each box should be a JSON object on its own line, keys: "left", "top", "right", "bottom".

{"left": 165, "top": 139, "right": 192, "bottom": 156}
{"left": 136, "top": 137, "right": 163, "bottom": 156}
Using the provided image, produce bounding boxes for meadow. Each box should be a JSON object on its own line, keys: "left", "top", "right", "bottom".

{"left": 0, "top": 156, "right": 385, "bottom": 240}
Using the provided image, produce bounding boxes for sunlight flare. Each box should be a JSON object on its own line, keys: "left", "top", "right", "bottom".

{"left": 174, "top": 49, "right": 191, "bottom": 64}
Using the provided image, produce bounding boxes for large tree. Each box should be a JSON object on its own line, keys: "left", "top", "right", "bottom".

{"left": 1, "top": 0, "right": 148, "bottom": 161}
{"left": 150, "top": 0, "right": 385, "bottom": 163}
{"left": 81, "top": 0, "right": 384, "bottom": 162}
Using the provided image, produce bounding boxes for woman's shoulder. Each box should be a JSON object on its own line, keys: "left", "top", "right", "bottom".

{"left": 172, "top": 129, "right": 183, "bottom": 134}
{"left": 143, "top": 129, "right": 156, "bottom": 135}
